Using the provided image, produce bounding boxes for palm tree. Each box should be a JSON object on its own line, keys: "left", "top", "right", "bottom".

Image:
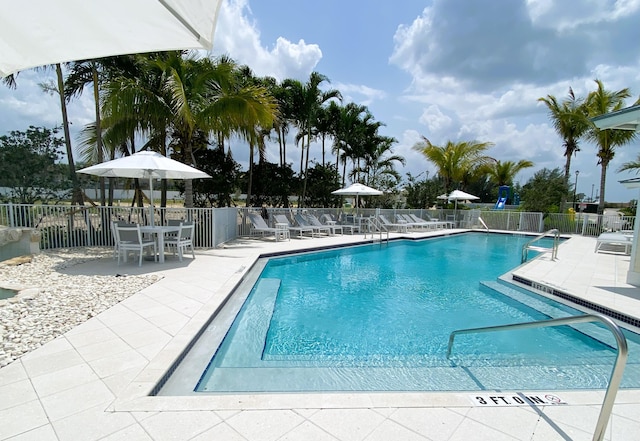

{"left": 484, "top": 159, "right": 534, "bottom": 186}
{"left": 331, "top": 102, "right": 370, "bottom": 185}
{"left": 413, "top": 137, "right": 494, "bottom": 194}
{"left": 284, "top": 72, "right": 341, "bottom": 205}
{"left": 39, "top": 64, "right": 84, "bottom": 205}
{"left": 585, "top": 79, "right": 638, "bottom": 215}
{"left": 538, "top": 88, "right": 590, "bottom": 209}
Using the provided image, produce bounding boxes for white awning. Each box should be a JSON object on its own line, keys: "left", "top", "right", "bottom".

{"left": 0, "top": 0, "right": 223, "bottom": 77}
{"left": 592, "top": 104, "right": 640, "bottom": 131}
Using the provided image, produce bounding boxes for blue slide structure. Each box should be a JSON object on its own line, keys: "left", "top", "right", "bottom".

{"left": 494, "top": 185, "right": 509, "bottom": 210}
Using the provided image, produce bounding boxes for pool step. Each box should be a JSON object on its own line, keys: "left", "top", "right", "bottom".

{"left": 479, "top": 280, "right": 618, "bottom": 349}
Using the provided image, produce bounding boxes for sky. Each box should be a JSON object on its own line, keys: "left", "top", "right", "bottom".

{"left": 1, "top": 0, "right": 640, "bottom": 202}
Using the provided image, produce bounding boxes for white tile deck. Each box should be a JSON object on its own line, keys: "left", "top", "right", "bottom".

{"left": 2, "top": 230, "right": 640, "bottom": 440}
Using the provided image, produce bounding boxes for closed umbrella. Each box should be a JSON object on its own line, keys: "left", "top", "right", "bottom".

{"left": 0, "top": 0, "right": 223, "bottom": 76}
{"left": 332, "top": 183, "right": 382, "bottom": 216}
{"left": 78, "top": 151, "right": 211, "bottom": 225}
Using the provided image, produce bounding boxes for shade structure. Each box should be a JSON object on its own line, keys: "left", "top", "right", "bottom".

{"left": 78, "top": 151, "right": 211, "bottom": 224}
{"left": 448, "top": 190, "right": 479, "bottom": 202}
{"left": 332, "top": 183, "right": 382, "bottom": 215}
{"left": 447, "top": 190, "right": 479, "bottom": 220}
{"left": 0, "top": 0, "right": 223, "bottom": 77}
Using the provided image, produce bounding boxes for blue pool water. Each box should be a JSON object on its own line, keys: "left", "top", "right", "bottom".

{"left": 193, "top": 234, "right": 640, "bottom": 393}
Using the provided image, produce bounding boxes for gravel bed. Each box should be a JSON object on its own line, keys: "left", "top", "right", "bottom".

{"left": 0, "top": 248, "right": 160, "bottom": 367}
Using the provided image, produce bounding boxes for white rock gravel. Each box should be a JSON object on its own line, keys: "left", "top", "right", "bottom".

{"left": 0, "top": 248, "right": 160, "bottom": 367}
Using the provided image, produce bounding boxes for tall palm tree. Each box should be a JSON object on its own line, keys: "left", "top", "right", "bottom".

{"left": 331, "top": 102, "right": 370, "bottom": 185}
{"left": 413, "top": 137, "right": 494, "bottom": 194}
{"left": 538, "top": 88, "right": 590, "bottom": 209}
{"left": 585, "top": 79, "right": 638, "bottom": 215}
{"left": 39, "top": 64, "right": 84, "bottom": 205}
{"left": 284, "top": 72, "right": 341, "bottom": 205}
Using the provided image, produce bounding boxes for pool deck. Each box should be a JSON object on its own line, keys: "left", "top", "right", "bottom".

{"left": 2, "top": 229, "right": 640, "bottom": 440}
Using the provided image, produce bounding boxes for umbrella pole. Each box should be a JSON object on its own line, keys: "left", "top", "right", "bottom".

{"left": 149, "top": 176, "right": 155, "bottom": 226}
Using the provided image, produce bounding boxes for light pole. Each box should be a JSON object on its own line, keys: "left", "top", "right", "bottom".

{"left": 573, "top": 170, "right": 579, "bottom": 210}
{"left": 591, "top": 183, "right": 594, "bottom": 202}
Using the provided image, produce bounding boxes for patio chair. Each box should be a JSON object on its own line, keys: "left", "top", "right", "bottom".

{"left": 116, "top": 224, "right": 157, "bottom": 267}
{"left": 111, "top": 220, "right": 135, "bottom": 259}
{"left": 294, "top": 213, "right": 331, "bottom": 237}
{"left": 164, "top": 222, "right": 195, "bottom": 261}
{"left": 248, "top": 213, "right": 288, "bottom": 241}
{"left": 377, "top": 214, "right": 409, "bottom": 233}
{"left": 273, "top": 214, "right": 314, "bottom": 239}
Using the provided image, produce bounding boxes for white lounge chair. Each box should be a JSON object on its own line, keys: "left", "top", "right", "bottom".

{"left": 308, "top": 213, "right": 341, "bottom": 235}
{"left": 321, "top": 214, "right": 359, "bottom": 234}
{"left": 595, "top": 232, "right": 632, "bottom": 255}
{"left": 411, "top": 213, "right": 450, "bottom": 229}
{"left": 396, "top": 214, "right": 431, "bottom": 230}
{"left": 273, "top": 214, "right": 313, "bottom": 239}
{"left": 294, "top": 213, "right": 331, "bottom": 237}
{"left": 377, "top": 214, "right": 409, "bottom": 233}
{"left": 248, "top": 213, "right": 289, "bottom": 241}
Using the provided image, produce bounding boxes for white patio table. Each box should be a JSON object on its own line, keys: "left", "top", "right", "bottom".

{"left": 139, "top": 225, "right": 181, "bottom": 263}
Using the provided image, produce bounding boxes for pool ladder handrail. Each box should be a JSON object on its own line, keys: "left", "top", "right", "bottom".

{"left": 364, "top": 217, "right": 389, "bottom": 242}
{"left": 521, "top": 228, "right": 559, "bottom": 263}
{"left": 446, "top": 313, "right": 628, "bottom": 441}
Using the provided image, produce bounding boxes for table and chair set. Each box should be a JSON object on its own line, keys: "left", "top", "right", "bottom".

{"left": 112, "top": 220, "right": 195, "bottom": 266}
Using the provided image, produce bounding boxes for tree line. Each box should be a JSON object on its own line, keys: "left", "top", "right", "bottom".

{"left": 2, "top": 52, "right": 638, "bottom": 214}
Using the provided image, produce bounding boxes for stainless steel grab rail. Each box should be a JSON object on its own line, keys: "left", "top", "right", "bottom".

{"left": 446, "top": 313, "right": 628, "bottom": 441}
{"left": 522, "top": 228, "right": 559, "bottom": 263}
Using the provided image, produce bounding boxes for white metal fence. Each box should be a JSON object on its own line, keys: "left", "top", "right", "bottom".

{"left": 1, "top": 203, "right": 634, "bottom": 251}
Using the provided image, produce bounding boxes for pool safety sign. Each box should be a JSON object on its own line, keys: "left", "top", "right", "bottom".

{"left": 469, "top": 393, "right": 567, "bottom": 406}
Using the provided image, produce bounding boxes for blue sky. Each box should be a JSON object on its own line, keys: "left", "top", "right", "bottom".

{"left": 1, "top": 0, "right": 640, "bottom": 202}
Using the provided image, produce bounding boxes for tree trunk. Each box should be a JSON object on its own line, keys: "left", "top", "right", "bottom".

{"left": 184, "top": 140, "right": 194, "bottom": 208}
{"left": 56, "top": 63, "right": 83, "bottom": 205}
{"left": 598, "top": 160, "right": 608, "bottom": 216}
{"left": 246, "top": 143, "right": 254, "bottom": 207}
{"left": 91, "top": 63, "right": 105, "bottom": 206}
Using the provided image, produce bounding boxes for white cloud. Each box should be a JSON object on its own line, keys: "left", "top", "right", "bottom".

{"left": 212, "top": 0, "right": 322, "bottom": 81}
{"left": 334, "top": 82, "right": 386, "bottom": 106}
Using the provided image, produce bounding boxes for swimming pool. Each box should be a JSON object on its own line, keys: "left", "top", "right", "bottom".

{"left": 161, "top": 233, "right": 640, "bottom": 394}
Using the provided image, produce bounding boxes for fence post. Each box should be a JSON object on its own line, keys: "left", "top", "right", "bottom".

{"left": 8, "top": 202, "right": 15, "bottom": 227}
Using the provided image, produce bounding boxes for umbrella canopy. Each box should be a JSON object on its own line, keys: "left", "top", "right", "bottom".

{"left": 332, "top": 183, "right": 383, "bottom": 196}
{"left": 447, "top": 190, "right": 479, "bottom": 220}
{"left": 78, "top": 151, "right": 211, "bottom": 224}
{"left": 448, "top": 190, "right": 479, "bottom": 201}
{"left": 0, "top": 0, "right": 223, "bottom": 77}
{"left": 332, "top": 183, "right": 382, "bottom": 215}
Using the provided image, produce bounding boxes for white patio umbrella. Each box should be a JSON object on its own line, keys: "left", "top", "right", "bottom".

{"left": 448, "top": 189, "right": 479, "bottom": 218}
{"left": 332, "top": 183, "right": 382, "bottom": 216}
{"left": 78, "top": 151, "right": 211, "bottom": 225}
{"left": 0, "top": 0, "right": 223, "bottom": 77}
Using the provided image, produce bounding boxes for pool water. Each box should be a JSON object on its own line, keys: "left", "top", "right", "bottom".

{"left": 0, "top": 287, "right": 17, "bottom": 300}
{"left": 193, "top": 234, "right": 640, "bottom": 393}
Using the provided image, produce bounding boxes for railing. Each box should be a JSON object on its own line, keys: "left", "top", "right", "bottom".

{"left": 446, "top": 313, "right": 628, "bottom": 441}
{"left": 521, "top": 228, "right": 560, "bottom": 263}
{"left": 1, "top": 203, "right": 635, "bottom": 251}
{"left": 364, "top": 217, "right": 389, "bottom": 242}
{"left": 478, "top": 216, "right": 489, "bottom": 231}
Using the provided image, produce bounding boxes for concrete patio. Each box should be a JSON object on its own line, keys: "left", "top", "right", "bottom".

{"left": 1, "top": 230, "right": 640, "bottom": 440}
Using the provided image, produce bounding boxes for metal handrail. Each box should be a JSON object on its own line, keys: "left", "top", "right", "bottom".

{"left": 522, "top": 228, "right": 559, "bottom": 263}
{"left": 478, "top": 216, "right": 489, "bottom": 232}
{"left": 446, "top": 313, "right": 628, "bottom": 441}
{"left": 365, "top": 217, "right": 389, "bottom": 242}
